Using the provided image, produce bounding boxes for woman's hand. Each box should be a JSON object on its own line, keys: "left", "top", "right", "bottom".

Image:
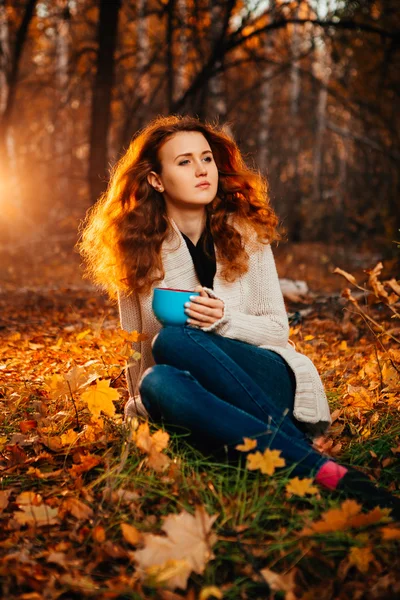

{"left": 184, "top": 285, "right": 224, "bottom": 328}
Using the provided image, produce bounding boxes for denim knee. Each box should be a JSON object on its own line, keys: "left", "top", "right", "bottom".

{"left": 151, "top": 325, "right": 186, "bottom": 363}
{"left": 139, "top": 365, "right": 168, "bottom": 418}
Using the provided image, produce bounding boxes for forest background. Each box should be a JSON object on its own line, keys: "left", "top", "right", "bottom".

{"left": 0, "top": 1, "right": 400, "bottom": 599}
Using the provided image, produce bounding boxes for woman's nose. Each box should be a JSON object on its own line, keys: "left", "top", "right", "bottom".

{"left": 195, "top": 161, "right": 207, "bottom": 176}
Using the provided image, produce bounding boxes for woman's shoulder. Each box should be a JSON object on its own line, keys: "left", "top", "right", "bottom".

{"left": 230, "top": 216, "right": 270, "bottom": 250}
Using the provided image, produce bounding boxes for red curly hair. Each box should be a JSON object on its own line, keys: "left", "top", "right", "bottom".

{"left": 78, "top": 114, "right": 280, "bottom": 297}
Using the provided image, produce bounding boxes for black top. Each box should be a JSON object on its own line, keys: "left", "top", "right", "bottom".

{"left": 180, "top": 225, "right": 216, "bottom": 289}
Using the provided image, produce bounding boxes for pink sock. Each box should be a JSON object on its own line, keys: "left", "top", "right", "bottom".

{"left": 315, "top": 461, "right": 348, "bottom": 490}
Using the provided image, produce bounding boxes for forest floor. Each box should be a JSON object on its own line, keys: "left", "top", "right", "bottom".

{"left": 0, "top": 232, "right": 399, "bottom": 600}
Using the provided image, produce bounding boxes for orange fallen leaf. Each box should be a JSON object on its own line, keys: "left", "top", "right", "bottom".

{"left": 348, "top": 546, "right": 374, "bottom": 573}
{"left": 380, "top": 527, "right": 400, "bottom": 540}
{"left": 300, "top": 500, "right": 389, "bottom": 536}
{"left": 121, "top": 523, "right": 142, "bottom": 546}
{"left": 235, "top": 437, "right": 257, "bottom": 452}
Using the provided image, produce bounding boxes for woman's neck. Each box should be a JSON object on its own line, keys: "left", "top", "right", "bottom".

{"left": 168, "top": 209, "right": 207, "bottom": 245}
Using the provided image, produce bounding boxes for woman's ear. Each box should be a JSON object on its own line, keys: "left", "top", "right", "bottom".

{"left": 147, "top": 171, "right": 163, "bottom": 191}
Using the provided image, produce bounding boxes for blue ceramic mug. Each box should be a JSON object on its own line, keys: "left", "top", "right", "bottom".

{"left": 152, "top": 287, "right": 200, "bottom": 327}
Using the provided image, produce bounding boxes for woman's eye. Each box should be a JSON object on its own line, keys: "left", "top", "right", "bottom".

{"left": 178, "top": 156, "right": 213, "bottom": 166}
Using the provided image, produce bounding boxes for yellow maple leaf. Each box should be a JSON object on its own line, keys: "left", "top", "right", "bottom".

{"left": 235, "top": 437, "right": 257, "bottom": 452}
{"left": 147, "top": 449, "right": 170, "bottom": 472}
{"left": 286, "top": 477, "right": 319, "bottom": 497}
{"left": 348, "top": 546, "right": 374, "bottom": 573}
{"left": 246, "top": 449, "right": 286, "bottom": 475}
{"left": 81, "top": 379, "right": 119, "bottom": 418}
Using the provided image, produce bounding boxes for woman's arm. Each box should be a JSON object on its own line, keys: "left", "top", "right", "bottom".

{"left": 199, "top": 244, "right": 289, "bottom": 348}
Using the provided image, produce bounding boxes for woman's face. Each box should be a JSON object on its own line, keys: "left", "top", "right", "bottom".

{"left": 148, "top": 131, "right": 219, "bottom": 212}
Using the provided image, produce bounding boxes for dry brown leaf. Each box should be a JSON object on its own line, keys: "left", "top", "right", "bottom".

{"left": 260, "top": 567, "right": 297, "bottom": 599}
{"left": 387, "top": 278, "right": 400, "bottom": 297}
{"left": 0, "top": 490, "right": 11, "bottom": 512}
{"left": 133, "top": 506, "right": 218, "bottom": 590}
{"left": 366, "top": 262, "right": 390, "bottom": 302}
{"left": 13, "top": 502, "right": 59, "bottom": 527}
{"left": 62, "top": 497, "right": 93, "bottom": 520}
{"left": 333, "top": 267, "right": 357, "bottom": 285}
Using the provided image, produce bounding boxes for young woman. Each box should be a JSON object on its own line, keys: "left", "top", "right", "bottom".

{"left": 79, "top": 115, "right": 399, "bottom": 517}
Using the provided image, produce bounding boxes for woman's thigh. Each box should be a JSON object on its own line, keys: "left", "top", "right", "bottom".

{"left": 204, "top": 332, "right": 296, "bottom": 410}
{"left": 151, "top": 326, "right": 298, "bottom": 433}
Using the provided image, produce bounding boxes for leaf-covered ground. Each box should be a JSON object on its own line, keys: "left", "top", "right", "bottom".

{"left": 0, "top": 237, "right": 399, "bottom": 599}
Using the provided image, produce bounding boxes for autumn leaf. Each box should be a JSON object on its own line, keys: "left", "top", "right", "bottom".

{"left": 300, "top": 500, "right": 389, "bottom": 536}
{"left": 260, "top": 567, "right": 297, "bottom": 599}
{"left": 61, "top": 497, "right": 93, "bottom": 521}
{"left": 133, "top": 422, "right": 170, "bottom": 471}
{"left": 60, "top": 428, "right": 80, "bottom": 446}
{"left": 81, "top": 379, "right": 119, "bottom": 418}
{"left": 121, "top": 523, "right": 142, "bottom": 546}
{"left": 199, "top": 586, "right": 223, "bottom": 600}
{"left": 13, "top": 494, "right": 59, "bottom": 527}
{"left": 246, "top": 448, "right": 286, "bottom": 475}
{"left": 133, "top": 506, "right": 218, "bottom": 590}
{"left": 380, "top": 527, "right": 400, "bottom": 540}
{"left": 348, "top": 546, "right": 374, "bottom": 573}
{"left": 145, "top": 559, "right": 192, "bottom": 589}
{"left": 69, "top": 454, "right": 101, "bottom": 478}
{"left": 286, "top": 477, "right": 319, "bottom": 497}
{"left": 333, "top": 267, "right": 358, "bottom": 286}
{"left": 0, "top": 490, "right": 11, "bottom": 512}
{"left": 235, "top": 437, "right": 257, "bottom": 452}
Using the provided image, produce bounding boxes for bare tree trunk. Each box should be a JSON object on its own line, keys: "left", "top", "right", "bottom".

{"left": 0, "top": 0, "right": 37, "bottom": 175}
{"left": 208, "top": 1, "right": 228, "bottom": 123}
{"left": 88, "top": 0, "right": 121, "bottom": 205}
{"left": 166, "top": 0, "right": 176, "bottom": 111}
{"left": 312, "top": 45, "right": 329, "bottom": 207}
{"left": 54, "top": 0, "right": 71, "bottom": 211}
{"left": 175, "top": 0, "right": 187, "bottom": 101}
{"left": 257, "top": 1, "right": 276, "bottom": 174}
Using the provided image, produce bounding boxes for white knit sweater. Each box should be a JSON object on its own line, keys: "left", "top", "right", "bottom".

{"left": 118, "top": 216, "right": 332, "bottom": 437}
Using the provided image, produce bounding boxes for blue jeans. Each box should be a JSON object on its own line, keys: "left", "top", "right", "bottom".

{"left": 139, "top": 326, "right": 328, "bottom": 477}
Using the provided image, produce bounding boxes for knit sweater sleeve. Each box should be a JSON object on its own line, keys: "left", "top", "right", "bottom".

{"left": 117, "top": 291, "right": 148, "bottom": 417}
{"left": 200, "top": 244, "right": 289, "bottom": 347}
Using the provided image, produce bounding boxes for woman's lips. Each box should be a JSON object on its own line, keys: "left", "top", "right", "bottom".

{"left": 196, "top": 182, "right": 210, "bottom": 188}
